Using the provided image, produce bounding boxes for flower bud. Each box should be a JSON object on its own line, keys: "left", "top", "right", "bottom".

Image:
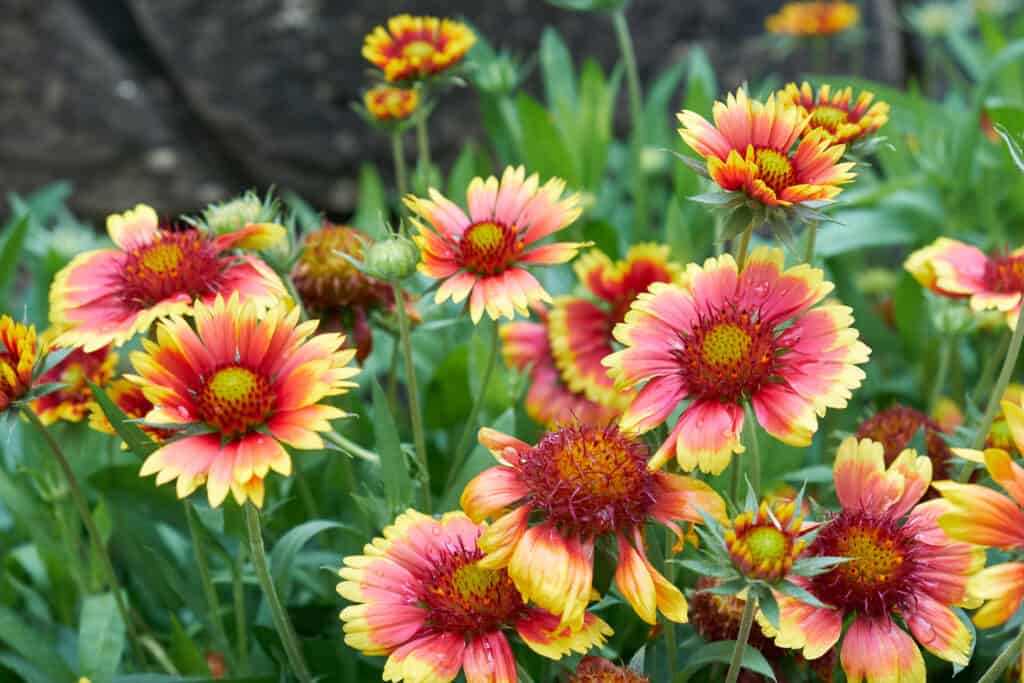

{"left": 201, "top": 191, "right": 271, "bottom": 236}
{"left": 364, "top": 236, "right": 420, "bottom": 281}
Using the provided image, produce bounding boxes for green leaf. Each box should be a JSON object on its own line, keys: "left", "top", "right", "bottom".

{"left": 371, "top": 378, "right": 413, "bottom": 513}
{"left": 270, "top": 519, "right": 344, "bottom": 598}
{"left": 168, "top": 614, "right": 212, "bottom": 676}
{"left": 677, "top": 639, "right": 777, "bottom": 682}
{"left": 0, "top": 606, "right": 75, "bottom": 682}
{"left": 698, "top": 578, "right": 747, "bottom": 596}
{"left": 79, "top": 593, "right": 126, "bottom": 683}
{"left": 87, "top": 380, "right": 161, "bottom": 459}
{"left": 813, "top": 211, "right": 914, "bottom": 258}
{"left": 782, "top": 464, "right": 834, "bottom": 485}
{"left": 539, "top": 27, "right": 577, "bottom": 115}
{"left": 516, "top": 93, "right": 579, "bottom": 186}
{"left": 791, "top": 556, "right": 852, "bottom": 577}
{"left": 0, "top": 212, "right": 30, "bottom": 304}
{"left": 672, "top": 558, "right": 738, "bottom": 579}
{"left": 775, "top": 578, "right": 829, "bottom": 608}
{"left": 994, "top": 123, "right": 1024, "bottom": 175}
{"left": 757, "top": 587, "right": 780, "bottom": 630}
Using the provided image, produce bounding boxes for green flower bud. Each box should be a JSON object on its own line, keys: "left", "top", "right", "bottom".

{"left": 364, "top": 236, "right": 420, "bottom": 281}
{"left": 201, "top": 191, "right": 275, "bottom": 235}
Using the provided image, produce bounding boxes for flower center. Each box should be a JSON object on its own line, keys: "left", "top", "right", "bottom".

{"left": 458, "top": 221, "right": 519, "bottom": 275}
{"left": 809, "top": 106, "right": 850, "bottom": 132}
{"left": 419, "top": 545, "right": 525, "bottom": 634}
{"left": 753, "top": 148, "right": 797, "bottom": 194}
{"left": 518, "top": 424, "right": 652, "bottom": 535}
{"left": 744, "top": 526, "right": 790, "bottom": 565}
{"left": 806, "top": 510, "right": 918, "bottom": 617}
{"left": 674, "top": 308, "right": 778, "bottom": 403}
{"left": 402, "top": 40, "right": 437, "bottom": 61}
{"left": 196, "top": 365, "right": 275, "bottom": 437}
{"left": 984, "top": 254, "right": 1024, "bottom": 293}
{"left": 291, "top": 225, "right": 390, "bottom": 312}
{"left": 120, "top": 230, "right": 223, "bottom": 307}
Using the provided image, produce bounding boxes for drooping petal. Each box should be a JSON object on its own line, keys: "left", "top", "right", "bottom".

{"left": 840, "top": 616, "right": 925, "bottom": 683}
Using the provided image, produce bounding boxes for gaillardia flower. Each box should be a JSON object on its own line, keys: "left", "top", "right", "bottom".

{"left": 605, "top": 246, "right": 870, "bottom": 474}
{"left": 856, "top": 405, "right": 955, "bottom": 482}
{"left": 765, "top": 1, "right": 860, "bottom": 36}
{"left": 290, "top": 222, "right": 414, "bottom": 362}
{"left": 50, "top": 204, "right": 288, "bottom": 351}
{"left": 0, "top": 316, "right": 38, "bottom": 413}
{"left": 88, "top": 377, "right": 174, "bottom": 445}
{"left": 338, "top": 510, "right": 611, "bottom": 683}
{"left": 778, "top": 82, "right": 889, "bottom": 145}
{"left": 762, "top": 438, "right": 984, "bottom": 682}
{"left": 362, "top": 14, "right": 476, "bottom": 82}
{"left": 567, "top": 656, "right": 649, "bottom": 683}
{"left": 130, "top": 294, "right": 358, "bottom": 508}
{"left": 905, "top": 237, "right": 1024, "bottom": 329}
{"left": 30, "top": 336, "right": 117, "bottom": 425}
{"left": 461, "top": 424, "right": 726, "bottom": 628}
{"left": 678, "top": 89, "right": 855, "bottom": 207}
{"left": 363, "top": 84, "right": 419, "bottom": 122}
{"left": 406, "top": 166, "right": 587, "bottom": 323}
{"left": 935, "top": 405, "right": 1024, "bottom": 629}
{"left": 501, "top": 308, "right": 618, "bottom": 427}
{"left": 726, "top": 498, "right": 807, "bottom": 583}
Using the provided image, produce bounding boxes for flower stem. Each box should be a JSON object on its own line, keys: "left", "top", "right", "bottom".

{"left": 391, "top": 131, "right": 409, "bottom": 212}
{"left": 185, "top": 502, "right": 236, "bottom": 670}
{"left": 23, "top": 407, "right": 144, "bottom": 664}
{"left": 612, "top": 8, "right": 647, "bottom": 235}
{"left": 978, "top": 624, "right": 1024, "bottom": 683}
{"left": 959, "top": 310, "right": 1024, "bottom": 481}
{"left": 393, "top": 282, "right": 431, "bottom": 512}
{"left": 663, "top": 527, "right": 678, "bottom": 676}
{"left": 803, "top": 222, "right": 818, "bottom": 264}
{"left": 282, "top": 274, "right": 308, "bottom": 322}
{"left": 724, "top": 593, "right": 758, "bottom": 683}
{"left": 415, "top": 116, "right": 432, "bottom": 188}
{"left": 977, "top": 332, "right": 1010, "bottom": 400}
{"left": 233, "top": 546, "right": 250, "bottom": 675}
{"left": 744, "top": 403, "right": 761, "bottom": 498}
{"left": 447, "top": 322, "right": 501, "bottom": 490}
{"left": 929, "top": 334, "right": 954, "bottom": 412}
{"left": 243, "top": 503, "right": 313, "bottom": 683}
{"left": 735, "top": 222, "right": 755, "bottom": 271}
{"left": 324, "top": 430, "right": 380, "bottom": 464}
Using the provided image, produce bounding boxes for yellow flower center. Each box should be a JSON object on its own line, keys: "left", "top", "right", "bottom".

{"left": 197, "top": 365, "right": 275, "bottom": 436}
{"left": 402, "top": 40, "right": 437, "bottom": 61}
{"left": 753, "top": 148, "right": 797, "bottom": 194}
{"left": 743, "top": 526, "right": 790, "bottom": 565}
{"left": 552, "top": 433, "right": 640, "bottom": 498}
{"left": 836, "top": 527, "right": 903, "bottom": 585}
{"left": 140, "top": 242, "right": 185, "bottom": 275}
{"left": 810, "top": 105, "right": 850, "bottom": 132}
{"left": 701, "top": 323, "right": 752, "bottom": 366}
{"left": 449, "top": 563, "right": 504, "bottom": 603}
{"left": 459, "top": 221, "right": 519, "bottom": 274}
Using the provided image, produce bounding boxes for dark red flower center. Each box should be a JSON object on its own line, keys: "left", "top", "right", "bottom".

{"left": 805, "top": 509, "right": 919, "bottom": 617}
{"left": 120, "top": 229, "right": 224, "bottom": 307}
{"left": 459, "top": 221, "right": 520, "bottom": 275}
{"left": 672, "top": 307, "right": 779, "bottom": 403}
{"left": 856, "top": 405, "right": 953, "bottom": 481}
{"left": 196, "top": 365, "right": 275, "bottom": 437}
{"left": 753, "top": 148, "right": 797, "bottom": 194}
{"left": 517, "top": 424, "right": 653, "bottom": 536}
{"left": 419, "top": 543, "right": 525, "bottom": 634}
{"left": 984, "top": 253, "right": 1024, "bottom": 294}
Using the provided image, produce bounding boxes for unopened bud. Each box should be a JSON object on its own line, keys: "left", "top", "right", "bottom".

{"left": 202, "top": 191, "right": 270, "bottom": 235}
{"left": 364, "top": 236, "right": 420, "bottom": 281}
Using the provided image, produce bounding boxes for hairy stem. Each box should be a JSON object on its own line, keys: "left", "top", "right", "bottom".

{"left": 724, "top": 594, "right": 758, "bottom": 683}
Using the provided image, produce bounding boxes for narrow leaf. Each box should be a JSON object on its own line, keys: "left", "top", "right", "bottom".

{"left": 79, "top": 593, "right": 126, "bottom": 683}
{"left": 87, "top": 380, "right": 160, "bottom": 459}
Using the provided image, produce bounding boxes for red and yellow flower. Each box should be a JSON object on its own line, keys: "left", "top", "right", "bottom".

{"left": 905, "top": 237, "right": 1024, "bottom": 329}
{"left": 87, "top": 377, "right": 175, "bottom": 444}
{"left": 30, "top": 334, "right": 117, "bottom": 425}
{"left": 50, "top": 204, "right": 287, "bottom": 352}
{"left": 461, "top": 423, "right": 726, "bottom": 628}
{"left": 726, "top": 498, "right": 807, "bottom": 583}
{"left": 761, "top": 438, "right": 984, "bottom": 682}
{"left": 363, "top": 85, "right": 419, "bottom": 121}
{"left": 500, "top": 245, "right": 681, "bottom": 426}
{"left": 338, "top": 509, "right": 611, "bottom": 683}
{"left": 130, "top": 294, "right": 358, "bottom": 508}
{"left": 766, "top": 2, "right": 860, "bottom": 36}
{"left": 0, "top": 316, "right": 39, "bottom": 413}
{"left": 778, "top": 82, "right": 889, "bottom": 145}
{"left": 406, "top": 166, "right": 587, "bottom": 324}
{"left": 935, "top": 402, "right": 1024, "bottom": 629}
{"left": 677, "top": 89, "right": 855, "bottom": 207}
{"left": 605, "top": 246, "right": 870, "bottom": 474}
{"left": 567, "top": 657, "right": 649, "bottom": 683}
{"left": 362, "top": 14, "right": 475, "bottom": 82}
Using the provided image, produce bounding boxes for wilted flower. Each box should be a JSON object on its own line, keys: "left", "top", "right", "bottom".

{"left": 856, "top": 405, "right": 955, "bottom": 482}
{"left": 566, "top": 656, "right": 648, "bottom": 683}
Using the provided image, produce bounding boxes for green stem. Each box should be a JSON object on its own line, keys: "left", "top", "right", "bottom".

{"left": 393, "top": 282, "right": 431, "bottom": 512}
{"left": 735, "top": 222, "right": 755, "bottom": 271}
{"left": 612, "top": 8, "right": 647, "bottom": 235}
{"left": 978, "top": 625, "right": 1024, "bottom": 683}
{"left": 283, "top": 275, "right": 308, "bottom": 322}
{"left": 185, "top": 502, "right": 235, "bottom": 670}
{"left": 977, "top": 332, "right": 1010, "bottom": 400}
{"left": 929, "top": 335, "right": 954, "bottom": 412}
{"left": 447, "top": 322, "right": 501, "bottom": 490}
{"left": 233, "top": 546, "right": 250, "bottom": 675}
{"left": 663, "top": 527, "right": 678, "bottom": 676}
{"left": 324, "top": 430, "right": 380, "bottom": 464}
{"left": 23, "top": 407, "right": 144, "bottom": 664}
{"left": 391, "top": 131, "right": 409, "bottom": 212}
{"left": 415, "top": 116, "right": 432, "bottom": 185}
{"left": 387, "top": 339, "right": 400, "bottom": 415}
{"left": 730, "top": 455, "right": 742, "bottom": 505}
{"left": 724, "top": 594, "right": 758, "bottom": 683}
{"left": 243, "top": 503, "right": 312, "bottom": 683}
{"left": 744, "top": 404, "right": 761, "bottom": 498}
{"left": 959, "top": 310, "right": 1024, "bottom": 481}
{"left": 803, "top": 222, "right": 818, "bottom": 264}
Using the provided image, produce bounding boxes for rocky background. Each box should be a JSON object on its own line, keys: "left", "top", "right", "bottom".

{"left": 1, "top": 0, "right": 910, "bottom": 221}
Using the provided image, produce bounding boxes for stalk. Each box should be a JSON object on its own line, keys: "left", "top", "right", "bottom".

{"left": 977, "top": 625, "right": 1024, "bottom": 683}
{"left": 447, "top": 323, "right": 501, "bottom": 490}
{"left": 391, "top": 131, "right": 409, "bottom": 210}
{"left": 803, "top": 222, "right": 818, "bottom": 264}
{"left": 324, "top": 430, "right": 380, "bottom": 465}
{"left": 724, "top": 594, "right": 758, "bottom": 683}
{"left": 185, "top": 502, "right": 236, "bottom": 670}
{"left": 929, "top": 335, "right": 954, "bottom": 412}
{"left": 744, "top": 404, "right": 761, "bottom": 498}
{"left": 735, "top": 222, "right": 755, "bottom": 271}
{"left": 612, "top": 8, "right": 647, "bottom": 235}
{"left": 393, "top": 282, "right": 431, "bottom": 512}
